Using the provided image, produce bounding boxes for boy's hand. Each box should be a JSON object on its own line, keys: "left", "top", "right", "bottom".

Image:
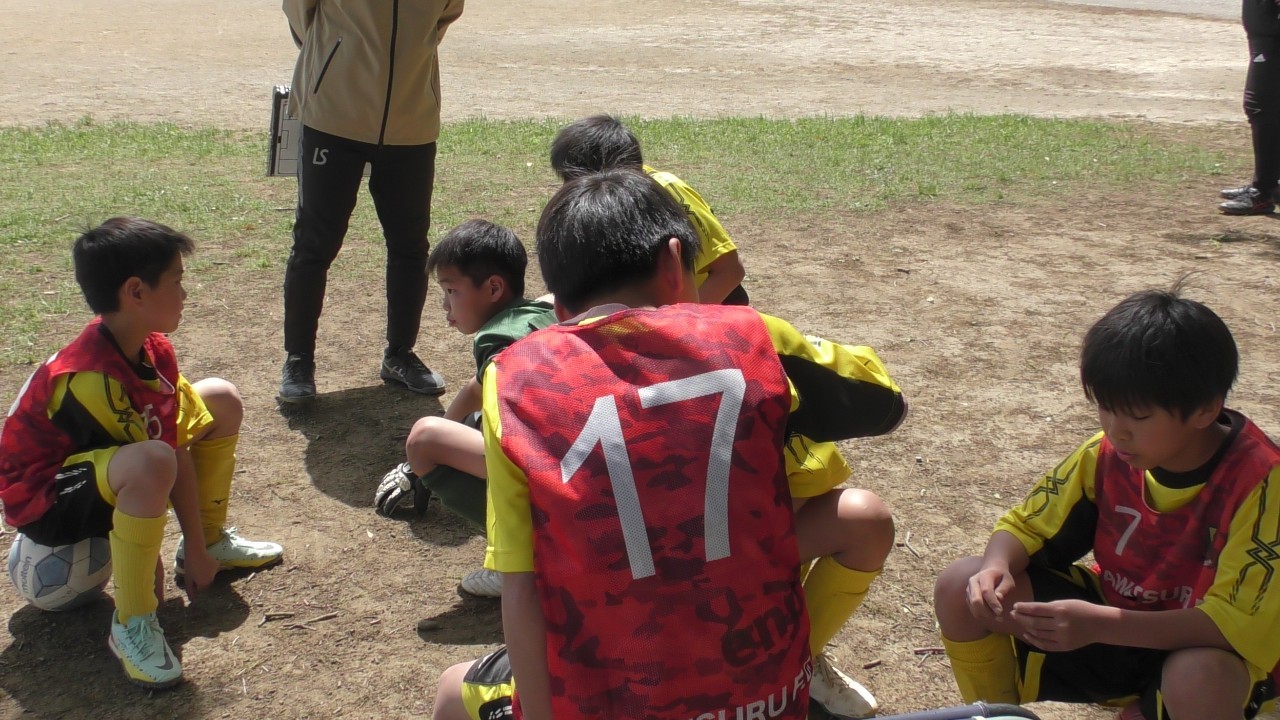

{"left": 181, "top": 545, "right": 219, "bottom": 600}
{"left": 966, "top": 564, "right": 1015, "bottom": 619}
{"left": 1009, "top": 599, "right": 1102, "bottom": 652}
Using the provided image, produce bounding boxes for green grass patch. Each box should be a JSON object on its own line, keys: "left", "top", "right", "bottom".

{"left": 0, "top": 115, "right": 1231, "bottom": 364}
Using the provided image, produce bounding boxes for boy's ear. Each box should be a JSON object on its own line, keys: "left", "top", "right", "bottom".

{"left": 485, "top": 274, "right": 507, "bottom": 301}
{"left": 120, "top": 276, "right": 146, "bottom": 306}
{"left": 657, "top": 237, "right": 698, "bottom": 305}
{"left": 1188, "top": 397, "right": 1226, "bottom": 429}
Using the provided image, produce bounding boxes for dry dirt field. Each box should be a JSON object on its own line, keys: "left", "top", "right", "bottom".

{"left": 3, "top": 1, "right": 1279, "bottom": 720}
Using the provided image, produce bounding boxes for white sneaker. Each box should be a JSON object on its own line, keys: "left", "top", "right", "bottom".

{"left": 809, "top": 651, "right": 877, "bottom": 718}
{"left": 458, "top": 568, "right": 502, "bottom": 598}
{"left": 176, "top": 527, "right": 283, "bottom": 581}
{"left": 108, "top": 611, "right": 182, "bottom": 689}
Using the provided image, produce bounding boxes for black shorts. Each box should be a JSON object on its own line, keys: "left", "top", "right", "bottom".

{"left": 17, "top": 448, "right": 118, "bottom": 546}
{"left": 1020, "top": 564, "right": 1275, "bottom": 718}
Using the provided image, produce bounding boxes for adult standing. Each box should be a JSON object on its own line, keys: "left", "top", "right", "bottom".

{"left": 279, "top": 0, "right": 464, "bottom": 402}
{"left": 1221, "top": 0, "right": 1280, "bottom": 215}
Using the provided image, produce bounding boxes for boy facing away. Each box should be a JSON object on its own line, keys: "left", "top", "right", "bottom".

{"left": 550, "top": 114, "right": 897, "bottom": 716}
{"left": 550, "top": 114, "right": 748, "bottom": 305}
{"left": 373, "top": 220, "right": 554, "bottom": 597}
{"left": 431, "top": 169, "right": 907, "bottom": 720}
{"left": 0, "top": 218, "right": 284, "bottom": 689}
{"left": 934, "top": 289, "right": 1280, "bottom": 720}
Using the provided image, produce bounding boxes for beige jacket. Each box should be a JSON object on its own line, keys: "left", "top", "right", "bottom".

{"left": 284, "top": 0, "right": 464, "bottom": 146}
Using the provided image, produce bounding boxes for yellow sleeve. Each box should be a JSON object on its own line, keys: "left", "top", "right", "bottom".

{"left": 993, "top": 433, "right": 1102, "bottom": 566}
{"left": 786, "top": 436, "right": 850, "bottom": 499}
{"left": 1197, "top": 467, "right": 1280, "bottom": 674}
{"left": 758, "top": 312, "right": 906, "bottom": 442}
{"left": 481, "top": 362, "right": 536, "bottom": 573}
{"left": 50, "top": 371, "right": 149, "bottom": 444}
{"left": 646, "top": 167, "right": 737, "bottom": 283}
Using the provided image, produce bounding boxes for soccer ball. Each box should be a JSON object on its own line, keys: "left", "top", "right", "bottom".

{"left": 7, "top": 533, "right": 111, "bottom": 611}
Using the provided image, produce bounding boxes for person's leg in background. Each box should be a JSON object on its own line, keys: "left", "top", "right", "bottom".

{"left": 280, "top": 126, "right": 371, "bottom": 402}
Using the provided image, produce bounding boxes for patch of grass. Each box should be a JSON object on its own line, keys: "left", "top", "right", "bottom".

{"left": 0, "top": 116, "right": 1231, "bottom": 364}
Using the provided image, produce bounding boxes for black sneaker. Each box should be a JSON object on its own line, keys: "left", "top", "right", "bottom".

{"left": 380, "top": 348, "right": 445, "bottom": 396}
{"left": 278, "top": 353, "right": 316, "bottom": 404}
{"left": 1219, "top": 187, "right": 1276, "bottom": 215}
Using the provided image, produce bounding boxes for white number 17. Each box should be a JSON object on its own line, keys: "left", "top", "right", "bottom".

{"left": 559, "top": 369, "right": 746, "bottom": 579}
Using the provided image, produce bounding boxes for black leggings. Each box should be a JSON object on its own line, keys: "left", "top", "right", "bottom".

{"left": 284, "top": 126, "right": 436, "bottom": 357}
{"left": 1245, "top": 34, "right": 1280, "bottom": 192}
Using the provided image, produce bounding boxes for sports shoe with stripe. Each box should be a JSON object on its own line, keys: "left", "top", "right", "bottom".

{"left": 109, "top": 610, "right": 182, "bottom": 688}
{"left": 809, "top": 651, "right": 878, "bottom": 719}
{"left": 458, "top": 568, "right": 503, "bottom": 598}
{"left": 175, "top": 527, "right": 283, "bottom": 583}
{"left": 1219, "top": 186, "right": 1277, "bottom": 215}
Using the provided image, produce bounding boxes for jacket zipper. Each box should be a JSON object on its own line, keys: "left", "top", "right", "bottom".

{"left": 377, "top": 0, "right": 399, "bottom": 146}
{"left": 313, "top": 37, "right": 342, "bottom": 95}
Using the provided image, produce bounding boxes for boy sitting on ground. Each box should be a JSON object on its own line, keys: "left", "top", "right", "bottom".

{"left": 933, "top": 287, "right": 1280, "bottom": 720}
{"left": 431, "top": 168, "right": 907, "bottom": 720}
{"left": 550, "top": 114, "right": 898, "bottom": 716}
{"left": 374, "top": 219, "right": 554, "bottom": 598}
{"left": 0, "top": 218, "right": 284, "bottom": 689}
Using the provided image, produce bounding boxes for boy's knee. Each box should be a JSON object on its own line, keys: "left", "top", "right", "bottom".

{"left": 841, "top": 489, "right": 895, "bottom": 557}
{"left": 110, "top": 440, "right": 178, "bottom": 492}
{"left": 407, "top": 416, "right": 448, "bottom": 456}
{"left": 432, "top": 662, "right": 474, "bottom": 720}
{"left": 1161, "top": 648, "right": 1250, "bottom": 713}
{"left": 934, "top": 557, "right": 983, "bottom": 625}
{"left": 193, "top": 378, "right": 243, "bottom": 428}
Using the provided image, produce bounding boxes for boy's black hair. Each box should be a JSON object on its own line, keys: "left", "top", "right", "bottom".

{"left": 1080, "top": 286, "right": 1238, "bottom": 418}
{"left": 426, "top": 219, "right": 528, "bottom": 298}
{"left": 549, "top": 115, "right": 644, "bottom": 181}
{"left": 73, "top": 217, "right": 194, "bottom": 314}
{"left": 536, "top": 168, "right": 699, "bottom": 313}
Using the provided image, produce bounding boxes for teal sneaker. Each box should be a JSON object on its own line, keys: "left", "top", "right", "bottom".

{"left": 175, "top": 527, "right": 283, "bottom": 583}
{"left": 108, "top": 611, "right": 182, "bottom": 689}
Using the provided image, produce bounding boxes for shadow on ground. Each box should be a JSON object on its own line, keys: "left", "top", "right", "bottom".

{"left": 1, "top": 582, "right": 249, "bottom": 719}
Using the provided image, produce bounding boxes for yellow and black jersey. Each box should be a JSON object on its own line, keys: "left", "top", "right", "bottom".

{"left": 996, "top": 411, "right": 1280, "bottom": 676}
{"left": 644, "top": 165, "right": 738, "bottom": 288}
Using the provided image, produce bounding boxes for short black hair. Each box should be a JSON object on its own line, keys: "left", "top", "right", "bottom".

{"left": 1080, "top": 287, "right": 1238, "bottom": 418}
{"left": 549, "top": 115, "right": 644, "bottom": 182}
{"left": 536, "top": 168, "right": 699, "bottom": 313}
{"left": 73, "top": 217, "right": 194, "bottom": 314}
{"left": 426, "top": 219, "right": 528, "bottom": 298}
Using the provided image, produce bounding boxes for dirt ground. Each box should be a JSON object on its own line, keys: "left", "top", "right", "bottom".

{"left": 3, "top": 1, "right": 1279, "bottom": 719}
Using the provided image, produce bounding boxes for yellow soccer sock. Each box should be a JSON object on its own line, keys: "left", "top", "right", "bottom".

{"left": 110, "top": 511, "right": 168, "bottom": 622}
{"left": 941, "top": 633, "right": 1020, "bottom": 704}
{"left": 191, "top": 433, "right": 237, "bottom": 543}
{"left": 804, "top": 556, "right": 879, "bottom": 654}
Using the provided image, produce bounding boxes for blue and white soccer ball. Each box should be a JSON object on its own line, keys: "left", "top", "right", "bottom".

{"left": 7, "top": 533, "right": 111, "bottom": 611}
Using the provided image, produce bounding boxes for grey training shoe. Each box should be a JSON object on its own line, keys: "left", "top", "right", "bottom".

{"left": 278, "top": 353, "right": 316, "bottom": 404}
{"left": 380, "top": 348, "right": 445, "bottom": 396}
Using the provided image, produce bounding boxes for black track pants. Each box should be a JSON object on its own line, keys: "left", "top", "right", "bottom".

{"left": 1245, "top": 34, "right": 1280, "bottom": 192}
{"left": 284, "top": 125, "right": 436, "bottom": 357}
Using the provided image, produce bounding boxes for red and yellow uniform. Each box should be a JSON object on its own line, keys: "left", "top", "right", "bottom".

{"left": 1, "top": 319, "right": 211, "bottom": 532}
{"left": 0, "top": 319, "right": 223, "bottom": 624}
{"left": 993, "top": 410, "right": 1280, "bottom": 709}
{"left": 482, "top": 303, "right": 904, "bottom": 720}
